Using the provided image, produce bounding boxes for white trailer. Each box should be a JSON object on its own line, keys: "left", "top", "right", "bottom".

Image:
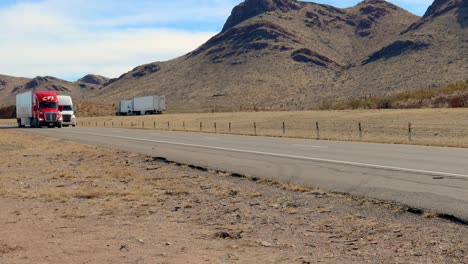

{"left": 117, "top": 99, "right": 134, "bottom": 115}
{"left": 133, "top": 95, "right": 166, "bottom": 115}
{"left": 16, "top": 91, "right": 33, "bottom": 127}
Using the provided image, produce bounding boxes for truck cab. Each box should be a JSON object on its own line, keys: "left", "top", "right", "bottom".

{"left": 33, "top": 91, "right": 63, "bottom": 128}
{"left": 58, "top": 95, "right": 76, "bottom": 127}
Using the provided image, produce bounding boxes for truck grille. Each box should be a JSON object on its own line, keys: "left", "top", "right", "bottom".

{"left": 45, "top": 113, "right": 57, "bottom": 122}
{"left": 63, "top": 115, "right": 71, "bottom": 122}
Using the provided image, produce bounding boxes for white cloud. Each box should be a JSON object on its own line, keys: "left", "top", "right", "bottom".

{"left": 0, "top": 0, "right": 230, "bottom": 80}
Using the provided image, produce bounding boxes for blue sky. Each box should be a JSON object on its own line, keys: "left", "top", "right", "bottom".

{"left": 0, "top": 0, "right": 433, "bottom": 81}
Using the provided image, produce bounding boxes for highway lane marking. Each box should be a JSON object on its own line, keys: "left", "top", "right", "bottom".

{"left": 293, "top": 144, "right": 328, "bottom": 149}
{"left": 59, "top": 131, "right": 468, "bottom": 179}
{"left": 205, "top": 137, "right": 220, "bottom": 140}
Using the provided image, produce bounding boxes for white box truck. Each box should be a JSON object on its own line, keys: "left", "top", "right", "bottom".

{"left": 133, "top": 95, "right": 166, "bottom": 115}
{"left": 58, "top": 95, "right": 76, "bottom": 127}
{"left": 116, "top": 99, "right": 134, "bottom": 115}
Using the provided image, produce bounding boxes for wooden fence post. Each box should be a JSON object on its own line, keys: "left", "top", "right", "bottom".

{"left": 229, "top": 122, "right": 231, "bottom": 133}
{"left": 214, "top": 122, "right": 217, "bottom": 133}
{"left": 183, "top": 121, "right": 185, "bottom": 131}
{"left": 167, "top": 122, "right": 170, "bottom": 130}
{"left": 254, "top": 122, "right": 257, "bottom": 136}
{"left": 359, "top": 122, "right": 362, "bottom": 140}
{"left": 283, "top": 122, "right": 286, "bottom": 135}
{"left": 200, "top": 122, "right": 202, "bottom": 132}
{"left": 408, "top": 122, "right": 412, "bottom": 143}
{"left": 316, "top": 122, "right": 320, "bottom": 139}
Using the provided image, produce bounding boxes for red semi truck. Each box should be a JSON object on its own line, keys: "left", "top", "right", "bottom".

{"left": 16, "top": 91, "right": 63, "bottom": 128}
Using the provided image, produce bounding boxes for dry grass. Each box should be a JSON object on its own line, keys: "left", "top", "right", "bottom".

{"left": 1, "top": 108, "right": 463, "bottom": 147}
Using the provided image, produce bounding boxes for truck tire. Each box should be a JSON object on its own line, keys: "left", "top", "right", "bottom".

{"left": 31, "top": 118, "right": 38, "bottom": 128}
{"left": 57, "top": 124, "right": 62, "bottom": 128}
{"left": 17, "top": 119, "right": 25, "bottom": 128}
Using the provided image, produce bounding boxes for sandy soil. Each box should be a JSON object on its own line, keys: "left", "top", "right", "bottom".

{"left": 0, "top": 129, "right": 467, "bottom": 263}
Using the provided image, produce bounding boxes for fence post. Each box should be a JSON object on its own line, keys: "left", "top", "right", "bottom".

{"left": 142, "top": 121, "right": 144, "bottom": 128}
{"left": 229, "top": 122, "right": 231, "bottom": 134}
{"left": 200, "top": 122, "right": 202, "bottom": 132}
{"left": 121, "top": 121, "right": 123, "bottom": 127}
{"left": 283, "top": 122, "right": 286, "bottom": 135}
{"left": 358, "top": 122, "right": 362, "bottom": 141}
{"left": 408, "top": 122, "right": 412, "bottom": 143}
{"left": 96, "top": 121, "right": 98, "bottom": 127}
{"left": 154, "top": 121, "right": 156, "bottom": 128}
{"left": 254, "top": 122, "right": 257, "bottom": 136}
{"left": 131, "top": 121, "right": 133, "bottom": 127}
{"left": 167, "top": 122, "right": 170, "bottom": 130}
{"left": 316, "top": 122, "right": 320, "bottom": 139}
{"left": 214, "top": 122, "right": 217, "bottom": 133}
{"left": 183, "top": 121, "right": 185, "bottom": 131}
{"left": 112, "top": 122, "right": 114, "bottom": 127}
{"left": 104, "top": 121, "right": 106, "bottom": 127}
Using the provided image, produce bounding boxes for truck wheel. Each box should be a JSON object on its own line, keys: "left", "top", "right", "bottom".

{"left": 32, "top": 118, "right": 40, "bottom": 128}
{"left": 72, "top": 125, "right": 76, "bottom": 127}
{"left": 57, "top": 124, "right": 62, "bottom": 128}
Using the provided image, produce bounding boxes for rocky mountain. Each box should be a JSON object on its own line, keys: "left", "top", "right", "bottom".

{"left": 0, "top": 74, "right": 30, "bottom": 104}
{"left": 341, "top": 0, "right": 468, "bottom": 100}
{"left": 78, "top": 74, "right": 110, "bottom": 86}
{"left": 99, "top": 0, "right": 434, "bottom": 111}
{"left": 2, "top": 0, "right": 467, "bottom": 113}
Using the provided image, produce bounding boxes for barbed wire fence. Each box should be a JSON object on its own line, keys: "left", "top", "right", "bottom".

{"left": 68, "top": 118, "right": 468, "bottom": 148}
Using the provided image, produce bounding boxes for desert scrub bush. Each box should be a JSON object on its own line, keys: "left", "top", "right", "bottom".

{"left": 319, "top": 101, "right": 333, "bottom": 110}
{"left": 374, "top": 98, "right": 392, "bottom": 109}
{"left": 448, "top": 95, "right": 467, "bottom": 108}
{"left": 328, "top": 79, "right": 468, "bottom": 110}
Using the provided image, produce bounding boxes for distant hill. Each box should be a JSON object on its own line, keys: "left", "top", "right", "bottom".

{"left": 1, "top": 0, "right": 467, "bottom": 114}
{"left": 0, "top": 74, "right": 106, "bottom": 107}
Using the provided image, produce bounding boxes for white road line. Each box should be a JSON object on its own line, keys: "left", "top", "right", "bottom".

{"left": 64, "top": 131, "right": 468, "bottom": 179}
{"left": 293, "top": 144, "right": 329, "bottom": 149}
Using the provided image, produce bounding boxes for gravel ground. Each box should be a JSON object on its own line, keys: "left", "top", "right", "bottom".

{"left": 0, "top": 129, "right": 466, "bottom": 263}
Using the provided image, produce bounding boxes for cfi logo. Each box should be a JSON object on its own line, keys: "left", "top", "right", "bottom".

{"left": 42, "top": 96, "right": 55, "bottom": 101}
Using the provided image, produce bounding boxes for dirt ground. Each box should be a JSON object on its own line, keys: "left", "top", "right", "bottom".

{"left": 0, "top": 129, "right": 467, "bottom": 264}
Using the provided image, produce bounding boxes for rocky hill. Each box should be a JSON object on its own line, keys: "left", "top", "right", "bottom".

{"left": 1, "top": 0, "right": 467, "bottom": 113}
{"left": 0, "top": 74, "right": 106, "bottom": 108}
{"left": 97, "top": 0, "right": 433, "bottom": 112}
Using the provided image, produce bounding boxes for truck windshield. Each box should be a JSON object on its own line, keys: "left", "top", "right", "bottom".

{"left": 39, "top": 102, "right": 57, "bottom": 109}
{"left": 62, "top": 105, "right": 73, "bottom": 111}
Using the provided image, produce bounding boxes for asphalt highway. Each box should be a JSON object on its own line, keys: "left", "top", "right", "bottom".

{"left": 20, "top": 127, "right": 468, "bottom": 220}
